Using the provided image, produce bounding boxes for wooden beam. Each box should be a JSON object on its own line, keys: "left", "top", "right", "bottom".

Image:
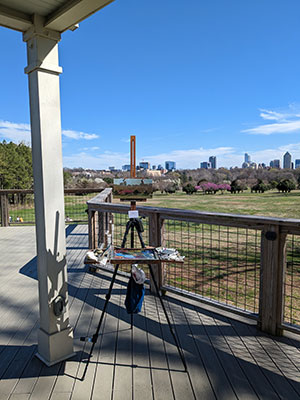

{"left": 0, "top": 5, "right": 32, "bottom": 32}
{"left": 45, "top": 0, "right": 115, "bottom": 33}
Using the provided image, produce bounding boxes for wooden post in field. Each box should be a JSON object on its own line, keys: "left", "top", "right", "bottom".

{"left": 259, "top": 225, "right": 287, "bottom": 335}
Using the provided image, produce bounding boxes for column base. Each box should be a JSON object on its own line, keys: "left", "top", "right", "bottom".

{"left": 36, "top": 326, "right": 76, "bottom": 366}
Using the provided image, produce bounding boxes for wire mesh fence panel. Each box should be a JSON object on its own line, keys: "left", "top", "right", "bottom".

{"left": 6, "top": 191, "right": 101, "bottom": 225}
{"left": 163, "top": 219, "right": 261, "bottom": 314}
{"left": 284, "top": 234, "right": 300, "bottom": 326}
{"left": 64, "top": 192, "right": 99, "bottom": 223}
{"left": 112, "top": 212, "right": 150, "bottom": 276}
{"left": 9, "top": 193, "right": 35, "bottom": 224}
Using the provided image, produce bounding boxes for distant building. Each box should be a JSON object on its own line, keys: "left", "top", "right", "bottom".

{"left": 157, "top": 164, "right": 163, "bottom": 170}
{"left": 165, "top": 161, "right": 176, "bottom": 171}
{"left": 146, "top": 170, "right": 162, "bottom": 177}
{"left": 295, "top": 159, "right": 300, "bottom": 169}
{"left": 152, "top": 165, "right": 156, "bottom": 170}
{"left": 109, "top": 166, "right": 116, "bottom": 171}
{"left": 242, "top": 161, "right": 257, "bottom": 169}
{"left": 200, "top": 161, "right": 211, "bottom": 169}
{"left": 283, "top": 152, "right": 292, "bottom": 169}
{"left": 139, "top": 161, "right": 150, "bottom": 170}
{"left": 258, "top": 163, "right": 266, "bottom": 169}
{"left": 122, "top": 164, "right": 131, "bottom": 171}
{"left": 270, "top": 159, "right": 280, "bottom": 168}
{"left": 244, "top": 153, "right": 251, "bottom": 163}
{"left": 209, "top": 156, "right": 216, "bottom": 169}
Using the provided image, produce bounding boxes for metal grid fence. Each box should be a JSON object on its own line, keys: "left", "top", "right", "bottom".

{"left": 285, "top": 234, "right": 300, "bottom": 326}
{"left": 163, "top": 219, "right": 261, "bottom": 314}
{"left": 86, "top": 196, "right": 300, "bottom": 333}
{"left": 1, "top": 190, "right": 102, "bottom": 225}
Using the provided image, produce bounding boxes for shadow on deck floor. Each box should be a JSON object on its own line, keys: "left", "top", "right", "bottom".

{"left": 0, "top": 225, "right": 300, "bottom": 399}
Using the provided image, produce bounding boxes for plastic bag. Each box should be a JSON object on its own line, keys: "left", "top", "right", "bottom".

{"left": 124, "top": 265, "right": 145, "bottom": 314}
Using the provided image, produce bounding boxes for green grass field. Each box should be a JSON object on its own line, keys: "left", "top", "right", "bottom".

{"left": 142, "top": 189, "right": 300, "bottom": 219}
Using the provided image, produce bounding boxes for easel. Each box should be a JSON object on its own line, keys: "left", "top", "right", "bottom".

{"left": 80, "top": 136, "right": 187, "bottom": 380}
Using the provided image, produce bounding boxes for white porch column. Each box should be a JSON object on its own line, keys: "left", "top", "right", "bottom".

{"left": 23, "top": 15, "right": 75, "bottom": 366}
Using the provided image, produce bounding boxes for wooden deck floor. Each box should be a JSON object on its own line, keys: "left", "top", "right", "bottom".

{"left": 1, "top": 225, "right": 300, "bottom": 399}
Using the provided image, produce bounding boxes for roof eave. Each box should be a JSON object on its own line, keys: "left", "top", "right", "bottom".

{"left": 45, "top": 0, "right": 115, "bottom": 33}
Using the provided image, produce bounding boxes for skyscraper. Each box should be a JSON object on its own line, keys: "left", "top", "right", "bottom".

{"left": 295, "top": 159, "right": 300, "bottom": 169}
{"left": 139, "top": 161, "right": 150, "bottom": 170}
{"left": 283, "top": 152, "right": 292, "bottom": 169}
{"left": 209, "top": 156, "right": 216, "bottom": 169}
{"left": 270, "top": 159, "right": 280, "bottom": 168}
{"left": 165, "top": 161, "right": 176, "bottom": 171}
{"left": 200, "top": 162, "right": 211, "bottom": 169}
{"left": 244, "top": 153, "right": 251, "bottom": 163}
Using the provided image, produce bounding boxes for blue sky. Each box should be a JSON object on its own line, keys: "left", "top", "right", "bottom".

{"left": 1, "top": 0, "right": 300, "bottom": 169}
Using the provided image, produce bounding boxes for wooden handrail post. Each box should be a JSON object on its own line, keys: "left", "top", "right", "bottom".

{"left": 0, "top": 194, "right": 9, "bottom": 227}
{"left": 149, "top": 212, "right": 165, "bottom": 293}
{"left": 259, "top": 225, "right": 287, "bottom": 335}
{"left": 98, "top": 211, "right": 105, "bottom": 247}
{"left": 88, "top": 209, "right": 96, "bottom": 249}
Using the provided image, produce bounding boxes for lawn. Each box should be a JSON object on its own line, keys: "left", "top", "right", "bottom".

{"left": 142, "top": 189, "right": 300, "bottom": 219}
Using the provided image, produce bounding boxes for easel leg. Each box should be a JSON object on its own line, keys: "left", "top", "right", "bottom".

{"left": 80, "top": 263, "right": 120, "bottom": 380}
{"left": 148, "top": 264, "right": 187, "bottom": 371}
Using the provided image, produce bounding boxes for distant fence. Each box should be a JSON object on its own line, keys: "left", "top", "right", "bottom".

{"left": 0, "top": 188, "right": 104, "bottom": 226}
{"left": 87, "top": 190, "right": 300, "bottom": 337}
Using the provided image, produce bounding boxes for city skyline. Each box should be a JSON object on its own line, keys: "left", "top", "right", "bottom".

{"left": 105, "top": 149, "right": 300, "bottom": 171}
{"left": 72, "top": 148, "right": 300, "bottom": 171}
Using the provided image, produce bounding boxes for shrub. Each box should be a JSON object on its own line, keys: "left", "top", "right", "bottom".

{"left": 277, "top": 179, "right": 296, "bottom": 193}
{"left": 183, "top": 183, "right": 196, "bottom": 195}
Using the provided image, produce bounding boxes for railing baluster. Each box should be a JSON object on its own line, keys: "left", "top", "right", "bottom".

{"left": 0, "top": 194, "right": 9, "bottom": 227}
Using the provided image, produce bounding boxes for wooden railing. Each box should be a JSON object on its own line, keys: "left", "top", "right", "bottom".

{"left": 87, "top": 189, "right": 300, "bottom": 337}
{"left": 0, "top": 188, "right": 104, "bottom": 226}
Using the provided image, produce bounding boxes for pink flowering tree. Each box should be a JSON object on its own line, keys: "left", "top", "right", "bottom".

{"left": 195, "top": 182, "right": 231, "bottom": 194}
{"left": 218, "top": 183, "right": 231, "bottom": 194}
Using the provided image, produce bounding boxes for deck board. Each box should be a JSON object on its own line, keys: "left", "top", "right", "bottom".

{"left": 0, "top": 226, "right": 300, "bottom": 399}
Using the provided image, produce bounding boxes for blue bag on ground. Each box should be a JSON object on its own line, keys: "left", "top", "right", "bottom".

{"left": 125, "top": 276, "right": 145, "bottom": 314}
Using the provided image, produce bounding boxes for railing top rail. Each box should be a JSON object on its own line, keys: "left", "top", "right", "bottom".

{"left": 87, "top": 200, "right": 300, "bottom": 232}
{"left": 86, "top": 188, "right": 112, "bottom": 204}
{"left": 0, "top": 188, "right": 104, "bottom": 195}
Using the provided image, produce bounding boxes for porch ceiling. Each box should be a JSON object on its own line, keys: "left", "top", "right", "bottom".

{"left": 0, "top": 0, "right": 114, "bottom": 33}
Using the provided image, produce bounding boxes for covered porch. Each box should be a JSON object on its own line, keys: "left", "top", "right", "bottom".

{"left": 0, "top": 225, "right": 300, "bottom": 399}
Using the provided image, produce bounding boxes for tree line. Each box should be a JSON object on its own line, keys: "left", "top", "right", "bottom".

{"left": 0, "top": 141, "right": 32, "bottom": 190}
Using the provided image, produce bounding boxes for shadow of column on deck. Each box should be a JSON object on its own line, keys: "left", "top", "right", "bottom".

{"left": 10, "top": 225, "right": 300, "bottom": 399}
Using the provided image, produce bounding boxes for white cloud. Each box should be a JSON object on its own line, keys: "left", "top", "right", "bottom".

{"left": 62, "top": 129, "right": 98, "bottom": 140}
{"left": 0, "top": 120, "right": 99, "bottom": 142}
{"left": 243, "top": 106, "right": 300, "bottom": 135}
{"left": 63, "top": 151, "right": 129, "bottom": 169}
{"left": 0, "top": 120, "right": 31, "bottom": 143}
{"left": 243, "top": 120, "right": 300, "bottom": 135}
{"left": 82, "top": 146, "right": 100, "bottom": 151}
